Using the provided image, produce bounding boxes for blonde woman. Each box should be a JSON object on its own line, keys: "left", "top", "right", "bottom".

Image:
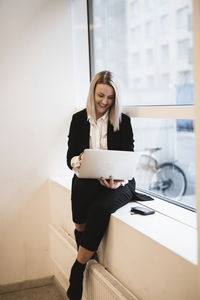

{"left": 66, "top": 70, "right": 137, "bottom": 300}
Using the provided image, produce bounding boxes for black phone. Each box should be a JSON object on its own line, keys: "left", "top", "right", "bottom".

{"left": 130, "top": 206, "right": 155, "bottom": 215}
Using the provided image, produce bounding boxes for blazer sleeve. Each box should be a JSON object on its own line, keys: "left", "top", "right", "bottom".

{"left": 120, "top": 114, "right": 134, "bottom": 151}
{"left": 67, "top": 114, "right": 80, "bottom": 169}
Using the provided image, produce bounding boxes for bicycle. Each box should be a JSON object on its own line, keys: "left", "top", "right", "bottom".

{"left": 136, "top": 147, "right": 187, "bottom": 199}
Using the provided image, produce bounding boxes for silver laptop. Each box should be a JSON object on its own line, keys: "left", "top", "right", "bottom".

{"left": 78, "top": 149, "right": 140, "bottom": 180}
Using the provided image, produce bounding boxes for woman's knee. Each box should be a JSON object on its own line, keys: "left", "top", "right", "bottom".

{"left": 75, "top": 222, "right": 86, "bottom": 232}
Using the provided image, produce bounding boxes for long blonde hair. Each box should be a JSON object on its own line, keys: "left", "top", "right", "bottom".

{"left": 86, "top": 70, "right": 121, "bottom": 131}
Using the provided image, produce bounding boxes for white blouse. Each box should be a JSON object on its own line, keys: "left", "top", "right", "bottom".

{"left": 70, "top": 111, "right": 109, "bottom": 174}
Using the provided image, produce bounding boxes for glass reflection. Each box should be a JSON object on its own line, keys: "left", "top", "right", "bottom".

{"left": 90, "top": 0, "right": 194, "bottom": 105}
{"left": 132, "top": 118, "right": 195, "bottom": 209}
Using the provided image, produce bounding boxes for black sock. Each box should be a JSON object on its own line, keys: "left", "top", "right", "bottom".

{"left": 67, "top": 260, "right": 86, "bottom": 300}
{"left": 74, "top": 229, "right": 83, "bottom": 250}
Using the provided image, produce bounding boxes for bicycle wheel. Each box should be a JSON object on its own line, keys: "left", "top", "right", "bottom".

{"left": 150, "top": 162, "right": 187, "bottom": 199}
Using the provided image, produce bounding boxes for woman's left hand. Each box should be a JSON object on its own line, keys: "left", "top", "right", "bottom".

{"left": 99, "top": 176, "right": 124, "bottom": 189}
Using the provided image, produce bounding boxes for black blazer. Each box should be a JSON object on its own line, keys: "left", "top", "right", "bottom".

{"left": 67, "top": 109, "right": 134, "bottom": 169}
{"left": 66, "top": 109, "right": 154, "bottom": 202}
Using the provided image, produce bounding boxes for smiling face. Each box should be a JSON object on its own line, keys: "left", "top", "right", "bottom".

{"left": 94, "top": 84, "right": 115, "bottom": 119}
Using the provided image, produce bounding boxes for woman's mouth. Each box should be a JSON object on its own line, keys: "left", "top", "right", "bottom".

{"left": 98, "top": 103, "right": 107, "bottom": 108}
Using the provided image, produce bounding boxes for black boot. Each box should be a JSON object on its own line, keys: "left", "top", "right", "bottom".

{"left": 67, "top": 260, "right": 86, "bottom": 300}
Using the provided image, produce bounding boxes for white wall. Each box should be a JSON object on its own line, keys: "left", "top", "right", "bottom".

{"left": 0, "top": 0, "right": 75, "bottom": 284}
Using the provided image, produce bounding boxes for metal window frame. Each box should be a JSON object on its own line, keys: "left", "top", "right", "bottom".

{"left": 86, "top": 0, "right": 199, "bottom": 213}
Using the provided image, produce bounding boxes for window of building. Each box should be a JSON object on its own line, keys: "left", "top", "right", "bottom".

{"left": 176, "top": 71, "right": 193, "bottom": 104}
{"left": 146, "top": 75, "right": 154, "bottom": 88}
{"left": 146, "top": 49, "right": 154, "bottom": 65}
{"left": 130, "top": 0, "right": 140, "bottom": 17}
{"left": 131, "top": 26, "right": 141, "bottom": 42}
{"left": 144, "top": 0, "right": 153, "bottom": 10}
{"left": 160, "top": 73, "right": 169, "bottom": 88}
{"left": 160, "top": 44, "right": 169, "bottom": 64}
{"left": 88, "top": 0, "right": 195, "bottom": 210}
{"left": 177, "top": 6, "right": 189, "bottom": 29}
{"left": 160, "top": 15, "right": 169, "bottom": 34}
{"left": 132, "top": 52, "right": 140, "bottom": 68}
{"left": 145, "top": 21, "right": 154, "bottom": 39}
{"left": 178, "top": 39, "right": 189, "bottom": 61}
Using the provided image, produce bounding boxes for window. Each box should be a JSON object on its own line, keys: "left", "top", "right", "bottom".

{"left": 177, "top": 70, "right": 192, "bottom": 85}
{"left": 146, "top": 75, "right": 154, "bottom": 87}
{"left": 132, "top": 118, "right": 195, "bottom": 209}
{"left": 88, "top": 0, "right": 193, "bottom": 106}
{"left": 145, "top": 21, "right": 154, "bottom": 39}
{"left": 132, "top": 53, "right": 140, "bottom": 68}
{"left": 130, "top": 0, "right": 140, "bottom": 17}
{"left": 176, "top": 71, "right": 193, "bottom": 104}
{"left": 160, "top": 73, "right": 169, "bottom": 88}
{"left": 160, "top": 44, "right": 169, "bottom": 64}
{"left": 146, "top": 49, "right": 154, "bottom": 66}
{"left": 177, "top": 39, "right": 189, "bottom": 61}
{"left": 144, "top": 0, "right": 153, "bottom": 10}
{"left": 160, "top": 15, "right": 169, "bottom": 34}
{"left": 131, "top": 26, "right": 141, "bottom": 42}
{"left": 177, "top": 6, "right": 189, "bottom": 29}
{"left": 88, "top": 0, "right": 195, "bottom": 210}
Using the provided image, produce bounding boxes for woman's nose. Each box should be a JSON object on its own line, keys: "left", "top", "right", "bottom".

{"left": 101, "top": 97, "right": 108, "bottom": 104}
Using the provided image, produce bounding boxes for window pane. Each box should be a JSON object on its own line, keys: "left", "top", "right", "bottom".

{"left": 177, "top": 6, "right": 189, "bottom": 28}
{"left": 160, "top": 15, "right": 169, "bottom": 34}
{"left": 132, "top": 118, "right": 195, "bottom": 209}
{"left": 89, "top": 0, "right": 193, "bottom": 105}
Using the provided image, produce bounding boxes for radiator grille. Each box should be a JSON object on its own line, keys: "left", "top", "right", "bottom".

{"left": 50, "top": 225, "right": 139, "bottom": 300}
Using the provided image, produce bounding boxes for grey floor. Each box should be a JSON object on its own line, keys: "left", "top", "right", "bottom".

{"left": 0, "top": 284, "right": 65, "bottom": 300}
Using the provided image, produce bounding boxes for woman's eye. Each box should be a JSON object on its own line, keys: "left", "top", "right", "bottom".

{"left": 98, "top": 94, "right": 103, "bottom": 97}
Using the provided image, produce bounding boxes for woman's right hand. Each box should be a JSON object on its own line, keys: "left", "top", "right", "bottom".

{"left": 99, "top": 176, "right": 124, "bottom": 189}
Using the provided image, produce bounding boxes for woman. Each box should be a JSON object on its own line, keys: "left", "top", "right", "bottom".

{"left": 66, "top": 70, "right": 136, "bottom": 300}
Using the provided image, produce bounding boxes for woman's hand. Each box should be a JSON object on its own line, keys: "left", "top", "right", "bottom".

{"left": 99, "top": 176, "right": 124, "bottom": 189}
{"left": 78, "top": 153, "right": 84, "bottom": 164}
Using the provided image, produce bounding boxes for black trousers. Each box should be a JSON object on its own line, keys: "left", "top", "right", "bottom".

{"left": 71, "top": 176, "right": 135, "bottom": 251}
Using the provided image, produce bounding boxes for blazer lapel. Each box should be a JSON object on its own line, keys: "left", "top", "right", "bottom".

{"left": 81, "top": 110, "right": 90, "bottom": 149}
{"left": 107, "top": 121, "right": 120, "bottom": 150}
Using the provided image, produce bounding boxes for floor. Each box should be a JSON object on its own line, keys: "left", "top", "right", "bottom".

{"left": 0, "top": 284, "right": 66, "bottom": 300}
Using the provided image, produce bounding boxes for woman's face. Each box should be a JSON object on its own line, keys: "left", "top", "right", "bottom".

{"left": 94, "top": 84, "right": 115, "bottom": 119}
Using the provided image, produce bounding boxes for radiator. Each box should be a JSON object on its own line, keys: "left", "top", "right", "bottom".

{"left": 49, "top": 225, "right": 139, "bottom": 300}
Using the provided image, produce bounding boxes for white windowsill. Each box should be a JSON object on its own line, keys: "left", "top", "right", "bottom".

{"left": 51, "top": 174, "right": 198, "bottom": 265}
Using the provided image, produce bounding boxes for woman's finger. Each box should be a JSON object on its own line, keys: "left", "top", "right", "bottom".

{"left": 99, "top": 177, "right": 109, "bottom": 187}
{"left": 99, "top": 177, "right": 122, "bottom": 189}
{"left": 115, "top": 179, "right": 124, "bottom": 183}
{"left": 109, "top": 176, "right": 114, "bottom": 188}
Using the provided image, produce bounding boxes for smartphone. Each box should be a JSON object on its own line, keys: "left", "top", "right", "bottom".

{"left": 130, "top": 206, "right": 155, "bottom": 215}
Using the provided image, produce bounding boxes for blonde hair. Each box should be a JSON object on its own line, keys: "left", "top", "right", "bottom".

{"left": 86, "top": 70, "right": 121, "bottom": 131}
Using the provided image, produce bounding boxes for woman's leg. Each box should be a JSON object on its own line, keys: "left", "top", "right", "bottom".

{"left": 67, "top": 178, "right": 102, "bottom": 300}
{"left": 80, "top": 183, "right": 134, "bottom": 252}
{"left": 67, "top": 225, "right": 97, "bottom": 300}
{"left": 68, "top": 179, "right": 134, "bottom": 299}
{"left": 74, "top": 223, "right": 86, "bottom": 250}
{"left": 67, "top": 259, "right": 86, "bottom": 300}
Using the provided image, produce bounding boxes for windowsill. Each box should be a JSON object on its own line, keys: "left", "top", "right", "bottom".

{"left": 51, "top": 174, "right": 198, "bottom": 265}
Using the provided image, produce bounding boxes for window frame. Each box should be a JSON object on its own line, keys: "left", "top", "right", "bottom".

{"left": 86, "top": 0, "right": 199, "bottom": 213}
